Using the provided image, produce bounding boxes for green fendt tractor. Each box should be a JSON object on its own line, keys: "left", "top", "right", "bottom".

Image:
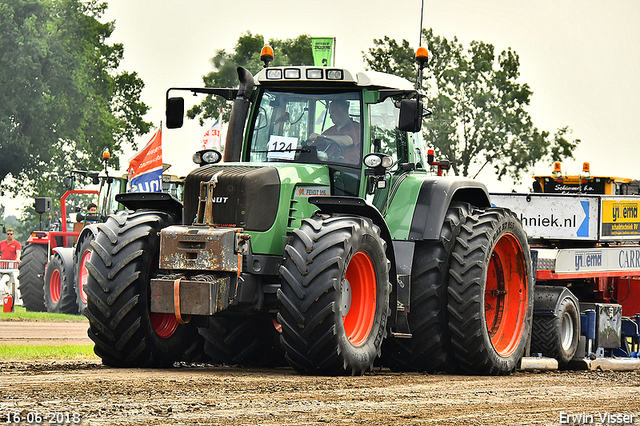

{"left": 84, "top": 47, "right": 533, "bottom": 375}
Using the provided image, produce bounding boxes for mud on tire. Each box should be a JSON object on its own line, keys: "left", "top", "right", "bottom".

{"left": 383, "top": 203, "right": 469, "bottom": 373}
{"left": 17, "top": 243, "right": 48, "bottom": 312}
{"left": 278, "top": 213, "right": 391, "bottom": 376}
{"left": 84, "top": 210, "right": 200, "bottom": 367}
{"left": 447, "top": 207, "right": 533, "bottom": 375}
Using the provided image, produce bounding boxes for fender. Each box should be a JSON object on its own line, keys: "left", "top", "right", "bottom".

{"left": 75, "top": 224, "right": 99, "bottom": 258}
{"left": 534, "top": 285, "right": 579, "bottom": 318}
{"left": 50, "top": 246, "right": 75, "bottom": 289}
{"left": 408, "top": 176, "right": 491, "bottom": 241}
{"left": 116, "top": 192, "right": 183, "bottom": 222}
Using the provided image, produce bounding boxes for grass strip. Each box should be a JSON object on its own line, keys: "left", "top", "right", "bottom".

{"left": 0, "top": 344, "right": 96, "bottom": 360}
{"left": 0, "top": 306, "right": 87, "bottom": 322}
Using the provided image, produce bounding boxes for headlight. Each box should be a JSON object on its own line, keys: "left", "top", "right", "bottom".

{"left": 193, "top": 149, "right": 222, "bottom": 165}
{"left": 364, "top": 154, "right": 382, "bottom": 168}
{"left": 326, "top": 69, "right": 343, "bottom": 80}
{"left": 284, "top": 68, "right": 301, "bottom": 79}
{"left": 306, "top": 69, "right": 323, "bottom": 79}
{"left": 266, "top": 69, "right": 283, "bottom": 79}
{"left": 363, "top": 153, "right": 393, "bottom": 170}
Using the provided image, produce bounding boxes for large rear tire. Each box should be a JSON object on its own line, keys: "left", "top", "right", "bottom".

{"left": 199, "top": 315, "right": 286, "bottom": 367}
{"left": 43, "top": 252, "right": 78, "bottom": 314}
{"left": 84, "top": 210, "right": 200, "bottom": 367}
{"left": 17, "top": 243, "right": 47, "bottom": 312}
{"left": 383, "top": 202, "right": 469, "bottom": 372}
{"left": 278, "top": 214, "right": 390, "bottom": 375}
{"left": 531, "top": 296, "right": 580, "bottom": 366}
{"left": 447, "top": 208, "right": 533, "bottom": 375}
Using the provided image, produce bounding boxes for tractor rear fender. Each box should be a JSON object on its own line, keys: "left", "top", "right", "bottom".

{"left": 534, "top": 285, "right": 579, "bottom": 317}
{"left": 408, "top": 176, "right": 491, "bottom": 241}
{"left": 75, "top": 225, "right": 99, "bottom": 257}
{"left": 115, "top": 192, "right": 183, "bottom": 222}
{"left": 50, "top": 246, "right": 75, "bottom": 288}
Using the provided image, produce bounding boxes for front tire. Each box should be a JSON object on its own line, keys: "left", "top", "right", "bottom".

{"left": 278, "top": 214, "right": 391, "bottom": 375}
{"left": 17, "top": 243, "right": 47, "bottom": 312}
{"left": 84, "top": 210, "right": 200, "bottom": 367}
{"left": 447, "top": 208, "right": 533, "bottom": 375}
{"left": 43, "top": 252, "right": 78, "bottom": 314}
{"left": 73, "top": 233, "right": 94, "bottom": 315}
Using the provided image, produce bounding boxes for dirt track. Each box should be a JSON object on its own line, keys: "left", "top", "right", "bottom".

{"left": 1, "top": 321, "right": 640, "bottom": 425}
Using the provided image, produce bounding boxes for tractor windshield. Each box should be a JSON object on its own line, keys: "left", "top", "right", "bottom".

{"left": 248, "top": 90, "right": 362, "bottom": 167}
{"left": 97, "top": 177, "right": 123, "bottom": 216}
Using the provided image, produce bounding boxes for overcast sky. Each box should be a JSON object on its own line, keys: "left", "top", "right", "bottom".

{"left": 4, "top": 0, "right": 640, "bottom": 216}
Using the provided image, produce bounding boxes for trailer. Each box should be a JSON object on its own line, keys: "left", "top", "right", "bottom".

{"left": 492, "top": 163, "right": 640, "bottom": 370}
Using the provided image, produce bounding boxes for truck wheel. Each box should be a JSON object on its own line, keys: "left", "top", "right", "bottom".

{"left": 17, "top": 243, "right": 47, "bottom": 312}
{"left": 199, "top": 315, "right": 286, "bottom": 367}
{"left": 531, "top": 296, "right": 580, "bottom": 366}
{"left": 383, "top": 203, "right": 469, "bottom": 372}
{"left": 84, "top": 210, "right": 199, "bottom": 367}
{"left": 447, "top": 208, "right": 533, "bottom": 375}
{"left": 278, "top": 214, "right": 390, "bottom": 375}
{"left": 43, "top": 252, "right": 78, "bottom": 314}
{"left": 73, "top": 233, "right": 94, "bottom": 315}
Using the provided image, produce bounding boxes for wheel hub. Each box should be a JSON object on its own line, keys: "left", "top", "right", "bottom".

{"left": 340, "top": 278, "right": 352, "bottom": 316}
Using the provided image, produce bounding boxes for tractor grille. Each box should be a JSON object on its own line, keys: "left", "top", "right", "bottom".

{"left": 183, "top": 165, "right": 280, "bottom": 231}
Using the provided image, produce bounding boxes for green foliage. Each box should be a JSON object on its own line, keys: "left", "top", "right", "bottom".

{"left": 187, "top": 32, "right": 314, "bottom": 125}
{"left": 0, "top": 0, "right": 152, "bottom": 200}
{"left": 0, "top": 344, "right": 96, "bottom": 359}
{"left": 364, "top": 29, "right": 579, "bottom": 183}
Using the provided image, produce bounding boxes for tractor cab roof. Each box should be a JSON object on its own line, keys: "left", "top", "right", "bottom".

{"left": 253, "top": 66, "right": 416, "bottom": 92}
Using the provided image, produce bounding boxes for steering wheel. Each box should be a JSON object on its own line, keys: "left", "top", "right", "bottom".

{"left": 316, "top": 135, "right": 344, "bottom": 161}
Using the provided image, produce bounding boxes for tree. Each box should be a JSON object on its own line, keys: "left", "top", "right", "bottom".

{"left": 364, "top": 29, "right": 579, "bottom": 183}
{"left": 187, "top": 32, "right": 314, "bottom": 125}
{"left": 0, "top": 0, "right": 151, "bottom": 200}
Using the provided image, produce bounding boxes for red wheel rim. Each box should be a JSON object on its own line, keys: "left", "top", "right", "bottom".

{"left": 150, "top": 313, "right": 179, "bottom": 339}
{"left": 485, "top": 233, "right": 528, "bottom": 357}
{"left": 79, "top": 250, "right": 91, "bottom": 304}
{"left": 50, "top": 269, "right": 61, "bottom": 303}
{"left": 342, "top": 251, "right": 377, "bottom": 346}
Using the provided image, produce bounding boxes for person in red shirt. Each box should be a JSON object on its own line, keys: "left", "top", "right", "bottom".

{"left": 0, "top": 229, "right": 21, "bottom": 269}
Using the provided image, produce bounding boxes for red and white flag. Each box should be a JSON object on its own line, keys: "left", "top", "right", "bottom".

{"left": 201, "top": 118, "right": 222, "bottom": 151}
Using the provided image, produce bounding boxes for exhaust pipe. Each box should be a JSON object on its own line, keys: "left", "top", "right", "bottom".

{"left": 224, "top": 67, "right": 254, "bottom": 162}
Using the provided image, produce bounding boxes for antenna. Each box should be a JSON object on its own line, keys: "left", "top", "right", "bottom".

{"left": 419, "top": 0, "right": 425, "bottom": 45}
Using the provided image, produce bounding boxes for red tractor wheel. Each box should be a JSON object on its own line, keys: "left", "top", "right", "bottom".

{"left": 278, "top": 214, "right": 390, "bottom": 375}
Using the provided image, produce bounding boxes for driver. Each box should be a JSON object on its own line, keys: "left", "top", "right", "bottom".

{"left": 309, "top": 100, "right": 361, "bottom": 165}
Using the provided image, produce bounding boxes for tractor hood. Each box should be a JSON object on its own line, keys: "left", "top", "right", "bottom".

{"left": 183, "top": 163, "right": 330, "bottom": 234}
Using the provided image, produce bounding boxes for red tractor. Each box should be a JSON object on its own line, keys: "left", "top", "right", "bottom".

{"left": 18, "top": 153, "right": 126, "bottom": 314}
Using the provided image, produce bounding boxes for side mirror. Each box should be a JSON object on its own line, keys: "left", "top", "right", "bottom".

{"left": 87, "top": 171, "right": 100, "bottom": 185}
{"left": 166, "top": 97, "right": 185, "bottom": 129}
{"left": 398, "top": 99, "right": 423, "bottom": 133}
{"left": 63, "top": 176, "right": 74, "bottom": 189}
